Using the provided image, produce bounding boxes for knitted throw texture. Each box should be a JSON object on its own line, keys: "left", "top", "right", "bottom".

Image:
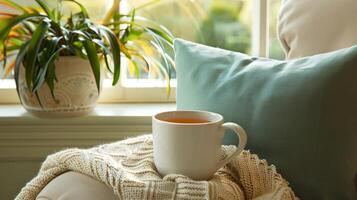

{"left": 16, "top": 135, "right": 298, "bottom": 200}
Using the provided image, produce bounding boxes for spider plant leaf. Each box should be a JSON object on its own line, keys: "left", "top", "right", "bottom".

{"left": 41, "top": 36, "right": 65, "bottom": 98}
{"left": 144, "top": 50, "right": 171, "bottom": 96}
{"left": 91, "top": 39, "right": 108, "bottom": 53}
{"left": 0, "top": 14, "right": 46, "bottom": 66}
{"left": 130, "top": 9, "right": 135, "bottom": 28}
{"left": 121, "top": 27, "right": 143, "bottom": 43}
{"left": 0, "top": 13, "right": 46, "bottom": 42}
{"left": 83, "top": 40, "right": 101, "bottom": 93}
{"left": 7, "top": 37, "right": 23, "bottom": 46}
{"left": 113, "top": 10, "right": 121, "bottom": 22}
{"left": 24, "top": 19, "right": 50, "bottom": 91}
{"left": 50, "top": 6, "right": 62, "bottom": 22}
{"left": 149, "top": 32, "right": 171, "bottom": 80}
{"left": 1, "top": 0, "right": 29, "bottom": 13}
{"left": 26, "top": 7, "right": 41, "bottom": 14}
{"left": 50, "top": 9, "right": 58, "bottom": 22}
{"left": 130, "top": 52, "right": 149, "bottom": 72}
{"left": 164, "top": 52, "right": 175, "bottom": 69}
{"left": 22, "top": 21, "right": 36, "bottom": 34}
{"left": 112, "top": 10, "right": 121, "bottom": 31}
{"left": 45, "top": 61, "right": 57, "bottom": 101}
{"left": 111, "top": 18, "right": 173, "bottom": 46}
{"left": 9, "top": 26, "right": 25, "bottom": 36}
{"left": 87, "top": 26, "right": 102, "bottom": 39}
{"left": 98, "top": 26, "right": 121, "bottom": 86}
{"left": 127, "top": 59, "right": 135, "bottom": 78}
{"left": 91, "top": 38, "right": 112, "bottom": 73}
{"left": 2, "top": 39, "right": 8, "bottom": 69}
{"left": 14, "top": 41, "right": 30, "bottom": 103}
{"left": 35, "top": 0, "right": 61, "bottom": 22}
{"left": 6, "top": 45, "right": 21, "bottom": 51}
{"left": 145, "top": 55, "right": 168, "bottom": 81}
{"left": 121, "top": 28, "right": 130, "bottom": 43}
{"left": 102, "top": 52, "right": 112, "bottom": 74}
{"left": 130, "top": 60, "right": 140, "bottom": 78}
{"left": 49, "top": 20, "right": 63, "bottom": 36}
{"left": 46, "top": 36, "right": 63, "bottom": 53}
{"left": 33, "top": 46, "right": 64, "bottom": 92}
{"left": 35, "top": 91, "right": 43, "bottom": 108}
{"left": 1, "top": 32, "right": 22, "bottom": 69}
{"left": 70, "top": 30, "right": 92, "bottom": 40}
{"left": 70, "top": 12, "right": 88, "bottom": 29}
{"left": 34, "top": 0, "right": 54, "bottom": 19}
{"left": 67, "top": 12, "right": 74, "bottom": 29}
{"left": 62, "top": 0, "right": 89, "bottom": 18}
{"left": 0, "top": 11, "right": 17, "bottom": 18}
{"left": 118, "top": 42, "right": 131, "bottom": 59}
{"left": 32, "top": 37, "right": 63, "bottom": 92}
{"left": 131, "top": 16, "right": 173, "bottom": 37}
{"left": 150, "top": 55, "right": 172, "bottom": 97}
{"left": 145, "top": 27, "right": 173, "bottom": 45}
{"left": 72, "top": 41, "right": 87, "bottom": 59}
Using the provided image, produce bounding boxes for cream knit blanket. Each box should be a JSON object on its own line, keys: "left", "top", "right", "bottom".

{"left": 16, "top": 135, "right": 298, "bottom": 200}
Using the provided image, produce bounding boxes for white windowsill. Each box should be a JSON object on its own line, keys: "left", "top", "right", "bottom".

{"left": 0, "top": 103, "right": 176, "bottom": 123}
{"left": 0, "top": 103, "right": 176, "bottom": 161}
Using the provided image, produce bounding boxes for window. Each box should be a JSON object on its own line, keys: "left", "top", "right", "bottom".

{"left": 0, "top": 0, "right": 284, "bottom": 103}
{"left": 269, "top": 0, "right": 284, "bottom": 60}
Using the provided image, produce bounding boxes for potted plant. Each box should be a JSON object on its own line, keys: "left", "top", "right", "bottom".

{"left": 0, "top": 0, "right": 174, "bottom": 117}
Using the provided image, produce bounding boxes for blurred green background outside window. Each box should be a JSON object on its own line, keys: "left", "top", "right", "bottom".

{"left": 0, "top": 0, "right": 284, "bottom": 80}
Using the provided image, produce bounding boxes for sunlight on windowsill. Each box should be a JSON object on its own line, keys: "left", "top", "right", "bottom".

{"left": 0, "top": 103, "right": 176, "bottom": 119}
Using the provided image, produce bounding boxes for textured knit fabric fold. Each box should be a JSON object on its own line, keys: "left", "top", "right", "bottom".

{"left": 16, "top": 135, "right": 297, "bottom": 200}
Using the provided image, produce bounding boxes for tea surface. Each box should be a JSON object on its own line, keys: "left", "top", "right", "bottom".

{"left": 162, "top": 118, "right": 210, "bottom": 124}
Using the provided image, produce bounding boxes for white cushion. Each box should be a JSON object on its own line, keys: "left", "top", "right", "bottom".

{"left": 278, "top": 0, "right": 357, "bottom": 59}
{"left": 36, "top": 172, "right": 117, "bottom": 200}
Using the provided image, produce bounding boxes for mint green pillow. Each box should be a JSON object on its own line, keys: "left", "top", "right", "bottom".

{"left": 175, "top": 39, "right": 357, "bottom": 199}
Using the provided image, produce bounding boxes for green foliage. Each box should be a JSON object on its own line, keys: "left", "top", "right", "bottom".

{"left": 0, "top": 0, "right": 174, "bottom": 103}
{"left": 198, "top": 1, "right": 250, "bottom": 53}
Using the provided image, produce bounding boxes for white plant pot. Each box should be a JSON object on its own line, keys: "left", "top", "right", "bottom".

{"left": 18, "top": 56, "right": 104, "bottom": 118}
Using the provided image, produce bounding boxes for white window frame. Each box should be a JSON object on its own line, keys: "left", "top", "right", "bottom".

{"left": 0, "top": 0, "right": 270, "bottom": 104}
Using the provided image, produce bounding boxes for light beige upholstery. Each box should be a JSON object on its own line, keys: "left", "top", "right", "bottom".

{"left": 278, "top": 0, "right": 357, "bottom": 59}
{"left": 36, "top": 172, "right": 117, "bottom": 200}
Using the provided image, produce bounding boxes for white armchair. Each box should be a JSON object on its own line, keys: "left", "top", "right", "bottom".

{"left": 36, "top": 172, "right": 117, "bottom": 200}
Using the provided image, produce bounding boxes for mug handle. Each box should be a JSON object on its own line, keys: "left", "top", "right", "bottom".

{"left": 216, "top": 122, "right": 247, "bottom": 170}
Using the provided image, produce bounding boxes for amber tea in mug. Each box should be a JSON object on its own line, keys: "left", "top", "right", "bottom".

{"left": 162, "top": 118, "right": 210, "bottom": 124}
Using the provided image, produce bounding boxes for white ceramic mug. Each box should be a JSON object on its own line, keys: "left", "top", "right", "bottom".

{"left": 153, "top": 110, "right": 247, "bottom": 180}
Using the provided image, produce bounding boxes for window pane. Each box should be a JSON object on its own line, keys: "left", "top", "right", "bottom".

{"left": 1, "top": 0, "right": 254, "bottom": 88}
{"left": 125, "top": 0, "right": 252, "bottom": 83}
{"left": 268, "top": 0, "right": 285, "bottom": 60}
